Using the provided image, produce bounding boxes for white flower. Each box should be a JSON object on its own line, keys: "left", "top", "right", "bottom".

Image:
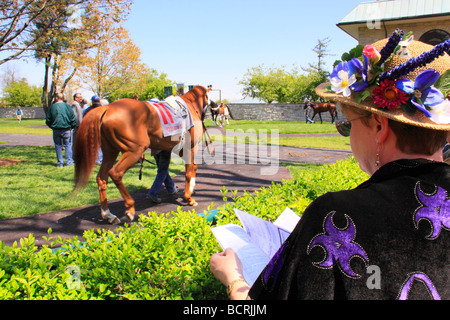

{"left": 429, "top": 99, "right": 450, "bottom": 124}
{"left": 330, "top": 70, "right": 357, "bottom": 97}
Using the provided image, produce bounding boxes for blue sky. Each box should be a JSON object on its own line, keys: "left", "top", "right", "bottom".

{"left": 4, "top": 0, "right": 364, "bottom": 102}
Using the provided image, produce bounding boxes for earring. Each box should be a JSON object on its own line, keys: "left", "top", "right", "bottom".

{"left": 376, "top": 142, "right": 381, "bottom": 168}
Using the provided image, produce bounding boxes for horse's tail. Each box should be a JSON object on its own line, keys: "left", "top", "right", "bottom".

{"left": 227, "top": 105, "right": 234, "bottom": 119}
{"left": 331, "top": 103, "right": 338, "bottom": 120}
{"left": 73, "top": 107, "right": 106, "bottom": 192}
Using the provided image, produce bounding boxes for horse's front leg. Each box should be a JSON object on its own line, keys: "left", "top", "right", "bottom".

{"left": 184, "top": 161, "right": 198, "bottom": 207}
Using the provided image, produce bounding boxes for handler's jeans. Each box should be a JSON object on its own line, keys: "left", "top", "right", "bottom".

{"left": 148, "top": 150, "right": 176, "bottom": 198}
{"left": 53, "top": 129, "right": 74, "bottom": 167}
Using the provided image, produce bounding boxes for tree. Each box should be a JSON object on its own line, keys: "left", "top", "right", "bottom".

{"left": 240, "top": 38, "right": 334, "bottom": 104}
{"left": 302, "top": 38, "right": 333, "bottom": 101}
{"left": 76, "top": 27, "right": 149, "bottom": 100}
{"left": 108, "top": 68, "right": 175, "bottom": 102}
{"left": 0, "top": 0, "right": 88, "bottom": 65}
{"left": 309, "top": 37, "right": 333, "bottom": 74}
{"left": 240, "top": 65, "right": 316, "bottom": 104}
{"left": 239, "top": 65, "right": 297, "bottom": 104}
{"left": 28, "top": 0, "right": 132, "bottom": 112}
{"left": 3, "top": 78, "right": 41, "bottom": 107}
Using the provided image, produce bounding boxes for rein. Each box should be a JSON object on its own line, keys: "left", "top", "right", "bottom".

{"left": 202, "top": 121, "right": 214, "bottom": 156}
{"left": 138, "top": 155, "right": 155, "bottom": 181}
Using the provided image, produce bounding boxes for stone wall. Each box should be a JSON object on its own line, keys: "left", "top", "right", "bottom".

{"left": 0, "top": 104, "right": 337, "bottom": 123}
{"left": 0, "top": 107, "right": 46, "bottom": 119}
{"left": 209, "top": 103, "right": 336, "bottom": 122}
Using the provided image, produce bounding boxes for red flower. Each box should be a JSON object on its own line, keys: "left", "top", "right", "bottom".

{"left": 372, "top": 79, "right": 409, "bottom": 109}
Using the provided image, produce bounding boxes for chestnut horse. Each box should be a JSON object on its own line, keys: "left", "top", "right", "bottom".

{"left": 304, "top": 101, "right": 338, "bottom": 124}
{"left": 73, "top": 86, "right": 211, "bottom": 224}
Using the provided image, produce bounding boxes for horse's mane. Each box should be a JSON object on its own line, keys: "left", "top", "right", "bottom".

{"left": 182, "top": 86, "right": 208, "bottom": 103}
{"left": 182, "top": 86, "right": 209, "bottom": 121}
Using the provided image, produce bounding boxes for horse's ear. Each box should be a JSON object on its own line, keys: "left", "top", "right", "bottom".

{"left": 207, "top": 85, "right": 212, "bottom": 92}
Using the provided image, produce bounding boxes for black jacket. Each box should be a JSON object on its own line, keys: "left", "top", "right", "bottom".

{"left": 250, "top": 159, "right": 450, "bottom": 300}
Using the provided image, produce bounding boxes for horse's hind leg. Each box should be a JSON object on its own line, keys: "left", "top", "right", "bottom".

{"left": 108, "top": 150, "right": 144, "bottom": 221}
{"left": 97, "top": 147, "right": 120, "bottom": 224}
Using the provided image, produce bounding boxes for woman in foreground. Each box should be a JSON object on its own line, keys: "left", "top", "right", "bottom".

{"left": 210, "top": 30, "right": 450, "bottom": 300}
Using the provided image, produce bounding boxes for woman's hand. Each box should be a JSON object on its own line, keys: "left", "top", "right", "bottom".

{"left": 210, "top": 248, "right": 250, "bottom": 300}
{"left": 210, "top": 248, "right": 244, "bottom": 286}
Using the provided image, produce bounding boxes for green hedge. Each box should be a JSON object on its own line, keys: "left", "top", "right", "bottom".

{"left": 0, "top": 156, "right": 368, "bottom": 300}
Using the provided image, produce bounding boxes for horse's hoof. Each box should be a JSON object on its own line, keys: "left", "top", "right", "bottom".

{"left": 101, "top": 209, "right": 121, "bottom": 225}
{"left": 111, "top": 217, "right": 121, "bottom": 225}
{"left": 126, "top": 212, "right": 135, "bottom": 222}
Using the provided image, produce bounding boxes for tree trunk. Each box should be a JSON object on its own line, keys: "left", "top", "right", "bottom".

{"left": 41, "top": 56, "right": 51, "bottom": 115}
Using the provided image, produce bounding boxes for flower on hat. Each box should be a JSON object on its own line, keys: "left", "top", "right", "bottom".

{"left": 349, "top": 55, "right": 370, "bottom": 92}
{"left": 363, "top": 45, "right": 381, "bottom": 64}
{"left": 325, "top": 29, "right": 450, "bottom": 125}
{"left": 330, "top": 61, "right": 357, "bottom": 97}
{"left": 429, "top": 99, "right": 450, "bottom": 124}
{"left": 373, "top": 79, "right": 409, "bottom": 110}
{"left": 430, "top": 99, "right": 450, "bottom": 124}
{"left": 395, "top": 69, "right": 444, "bottom": 117}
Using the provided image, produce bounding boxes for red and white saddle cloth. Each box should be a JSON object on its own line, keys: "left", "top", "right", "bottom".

{"left": 148, "top": 96, "right": 194, "bottom": 137}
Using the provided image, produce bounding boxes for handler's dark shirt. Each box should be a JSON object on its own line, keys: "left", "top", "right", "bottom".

{"left": 249, "top": 159, "right": 450, "bottom": 300}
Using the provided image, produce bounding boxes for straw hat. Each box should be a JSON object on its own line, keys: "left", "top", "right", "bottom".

{"left": 316, "top": 29, "right": 450, "bottom": 130}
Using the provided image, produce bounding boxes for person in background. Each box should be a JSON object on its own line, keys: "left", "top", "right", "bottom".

{"left": 81, "top": 98, "right": 89, "bottom": 114}
{"left": 15, "top": 106, "right": 23, "bottom": 123}
{"left": 71, "top": 93, "right": 84, "bottom": 149}
{"left": 83, "top": 95, "right": 103, "bottom": 164}
{"left": 210, "top": 32, "right": 450, "bottom": 300}
{"left": 46, "top": 93, "right": 77, "bottom": 168}
{"left": 82, "top": 95, "right": 102, "bottom": 117}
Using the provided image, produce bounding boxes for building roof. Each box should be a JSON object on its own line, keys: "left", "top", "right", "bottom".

{"left": 338, "top": 0, "right": 450, "bottom": 40}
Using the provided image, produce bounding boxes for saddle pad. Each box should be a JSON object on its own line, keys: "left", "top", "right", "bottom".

{"left": 148, "top": 96, "right": 194, "bottom": 137}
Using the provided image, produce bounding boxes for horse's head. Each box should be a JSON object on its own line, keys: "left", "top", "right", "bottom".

{"left": 209, "top": 99, "right": 218, "bottom": 109}
{"left": 304, "top": 101, "right": 313, "bottom": 109}
{"left": 182, "top": 85, "right": 212, "bottom": 120}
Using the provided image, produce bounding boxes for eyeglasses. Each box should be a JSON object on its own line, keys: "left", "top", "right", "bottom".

{"left": 335, "top": 116, "right": 368, "bottom": 137}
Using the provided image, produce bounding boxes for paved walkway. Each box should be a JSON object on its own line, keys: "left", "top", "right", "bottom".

{"left": 0, "top": 129, "right": 351, "bottom": 247}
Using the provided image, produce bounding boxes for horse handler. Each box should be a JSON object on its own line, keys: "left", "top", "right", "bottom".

{"left": 146, "top": 149, "right": 179, "bottom": 203}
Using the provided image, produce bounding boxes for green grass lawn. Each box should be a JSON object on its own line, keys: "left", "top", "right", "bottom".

{"left": 205, "top": 120, "right": 351, "bottom": 150}
{"left": 0, "top": 118, "right": 51, "bottom": 135}
{"left": 0, "top": 146, "right": 184, "bottom": 219}
{"left": 204, "top": 119, "right": 338, "bottom": 134}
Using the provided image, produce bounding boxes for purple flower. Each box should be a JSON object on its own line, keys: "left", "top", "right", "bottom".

{"left": 330, "top": 61, "right": 357, "bottom": 97}
{"left": 350, "top": 56, "right": 369, "bottom": 92}
{"left": 380, "top": 38, "right": 450, "bottom": 82}
{"left": 395, "top": 69, "right": 444, "bottom": 117}
{"left": 378, "top": 29, "right": 404, "bottom": 66}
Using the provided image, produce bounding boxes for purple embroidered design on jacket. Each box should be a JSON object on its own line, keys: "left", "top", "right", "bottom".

{"left": 414, "top": 183, "right": 450, "bottom": 240}
{"left": 398, "top": 273, "right": 441, "bottom": 300}
{"left": 308, "top": 212, "right": 368, "bottom": 278}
